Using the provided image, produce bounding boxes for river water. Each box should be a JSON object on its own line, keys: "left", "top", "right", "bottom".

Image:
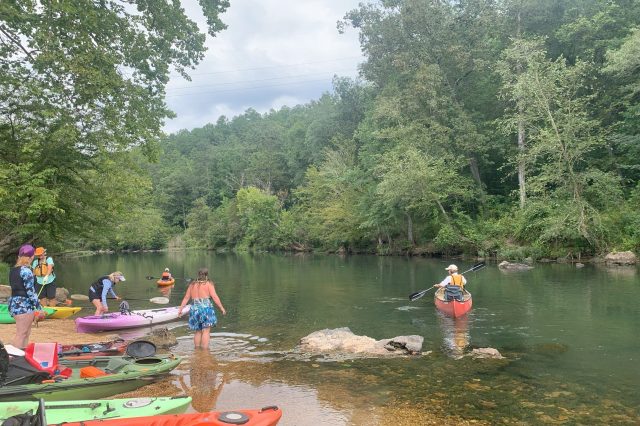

{"left": 58, "top": 252, "right": 639, "bottom": 425}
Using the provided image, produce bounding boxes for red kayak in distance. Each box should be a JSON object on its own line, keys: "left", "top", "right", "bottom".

{"left": 434, "top": 287, "right": 472, "bottom": 318}
{"left": 58, "top": 406, "right": 282, "bottom": 426}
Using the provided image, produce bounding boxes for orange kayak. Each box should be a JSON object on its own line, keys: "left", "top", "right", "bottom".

{"left": 59, "top": 406, "right": 282, "bottom": 426}
{"left": 157, "top": 278, "right": 175, "bottom": 286}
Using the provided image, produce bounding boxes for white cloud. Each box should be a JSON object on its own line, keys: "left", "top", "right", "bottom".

{"left": 164, "top": 0, "right": 365, "bottom": 133}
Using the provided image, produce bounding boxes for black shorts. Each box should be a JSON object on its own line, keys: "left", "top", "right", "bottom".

{"left": 34, "top": 282, "right": 56, "bottom": 299}
{"left": 88, "top": 289, "right": 100, "bottom": 302}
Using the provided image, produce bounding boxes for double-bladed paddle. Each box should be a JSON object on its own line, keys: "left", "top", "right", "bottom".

{"left": 145, "top": 276, "right": 192, "bottom": 282}
{"left": 408, "top": 262, "right": 486, "bottom": 302}
{"left": 70, "top": 294, "right": 170, "bottom": 304}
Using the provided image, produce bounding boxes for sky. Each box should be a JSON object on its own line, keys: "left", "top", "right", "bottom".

{"left": 164, "top": 0, "right": 366, "bottom": 133}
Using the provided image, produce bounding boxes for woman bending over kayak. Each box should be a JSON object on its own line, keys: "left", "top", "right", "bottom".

{"left": 179, "top": 268, "right": 226, "bottom": 349}
{"left": 88, "top": 272, "right": 125, "bottom": 315}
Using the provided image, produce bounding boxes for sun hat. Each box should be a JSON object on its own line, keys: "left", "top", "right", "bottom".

{"left": 18, "top": 244, "right": 35, "bottom": 257}
{"left": 164, "top": 268, "right": 170, "bottom": 272}
{"left": 445, "top": 264, "right": 459, "bottom": 272}
{"left": 34, "top": 247, "right": 46, "bottom": 256}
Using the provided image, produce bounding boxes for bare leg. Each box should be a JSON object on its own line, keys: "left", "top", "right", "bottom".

{"left": 200, "top": 327, "right": 211, "bottom": 348}
{"left": 92, "top": 299, "right": 103, "bottom": 316}
{"left": 194, "top": 330, "right": 203, "bottom": 348}
{"left": 13, "top": 312, "right": 35, "bottom": 348}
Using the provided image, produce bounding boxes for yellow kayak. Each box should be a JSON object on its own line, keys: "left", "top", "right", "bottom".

{"left": 48, "top": 306, "right": 82, "bottom": 319}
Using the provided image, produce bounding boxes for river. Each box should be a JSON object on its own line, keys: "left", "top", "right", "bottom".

{"left": 58, "top": 252, "right": 639, "bottom": 425}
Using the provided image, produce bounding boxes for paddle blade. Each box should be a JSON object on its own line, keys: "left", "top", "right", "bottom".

{"left": 409, "top": 288, "right": 432, "bottom": 302}
{"left": 145, "top": 276, "right": 156, "bottom": 280}
{"left": 70, "top": 294, "right": 89, "bottom": 301}
{"left": 149, "top": 297, "right": 169, "bottom": 304}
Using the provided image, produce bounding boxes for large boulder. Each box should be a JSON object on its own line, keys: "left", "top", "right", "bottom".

{"left": 55, "top": 287, "right": 70, "bottom": 303}
{"left": 604, "top": 251, "right": 637, "bottom": 265}
{"left": 297, "top": 327, "right": 423, "bottom": 358}
{"left": 498, "top": 260, "right": 534, "bottom": 271}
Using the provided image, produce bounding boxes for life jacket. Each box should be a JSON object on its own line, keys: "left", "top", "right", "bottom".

{"left": 32, "top": 259, "right": 53, "bottom": 277}
{"left": 90, "top": 276, "right": 111, "bottom": 294}
{"left": 9, "top": 267, "right": 28, "bottom": 297}
{"left": 161, "top": 271, "right": 171, "bottom": 280}
{"left": 450, "top": 274, "right": 464, "bottom": 288}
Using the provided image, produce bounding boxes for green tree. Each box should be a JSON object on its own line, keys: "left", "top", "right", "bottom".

{"left": 0, "top": 0, "right": 229, "bottom": 258}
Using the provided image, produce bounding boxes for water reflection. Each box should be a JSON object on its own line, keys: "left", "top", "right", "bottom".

{"left": 177, "top": 350, "right": 225, "bottom": 412}
{"left": 437, "top": 313, "right": 470, "bottom": 359}
{"left": 158, "top": 284, "right": 174, "bottom": 297}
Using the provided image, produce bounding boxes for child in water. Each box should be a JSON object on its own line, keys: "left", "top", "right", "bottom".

{"left": 178, "top": 268, "right": 226, "bottom": 349}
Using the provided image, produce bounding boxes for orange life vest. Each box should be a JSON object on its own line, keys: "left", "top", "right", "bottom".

{"left": 33, "top": 260, "right": 50, "bottom": 277}
{"left": 450, "top": 274, "right": 464, "bottom": 288}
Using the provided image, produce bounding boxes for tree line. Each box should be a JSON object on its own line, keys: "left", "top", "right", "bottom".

{"left": 2, "top": 1, "right": 639, "bottom": 261}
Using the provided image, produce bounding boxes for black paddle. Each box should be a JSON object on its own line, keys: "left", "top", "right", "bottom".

{"left": 145, "top": 276, "right": 192, "bottom": 281}
{"left": 409, "top": 262, "right": 486, "bottom": 302}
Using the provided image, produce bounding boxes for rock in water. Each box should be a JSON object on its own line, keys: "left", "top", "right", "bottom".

{"left": 498, "top": 261, "right": 534, "bottom": 271}
{"left": 468, "top": 348, "right": 504, "bottom": 359}
{"left": 604, "top": 251, "right": 637, "bottom": 265}
{"left": 137, "top": 327, "right": 177, "bottom": 348}
{"left": 297, "top": 327, "right": 423, "bottom": 357}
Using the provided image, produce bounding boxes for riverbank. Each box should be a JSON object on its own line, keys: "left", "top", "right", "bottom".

{"left": 0, "top": 319, "right": 117, "bottom": 345}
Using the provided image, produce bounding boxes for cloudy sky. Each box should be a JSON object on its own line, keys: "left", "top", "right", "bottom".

{"left": 164, "top": 0, "right": 366, "bottom": 133}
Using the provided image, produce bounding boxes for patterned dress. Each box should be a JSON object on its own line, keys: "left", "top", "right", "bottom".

{"left": 188, "top": 298, "right": 217, "bottom": 331}
{"left": 8, "top": 266, "right": 41, "bottom": 316}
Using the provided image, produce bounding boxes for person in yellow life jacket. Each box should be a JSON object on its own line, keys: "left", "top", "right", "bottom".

{"left": 436, "top": 264, "right": 467, "bottom": 302}
{"left": 32, "top": 247, "right": 57, "bottom": 307}
{"left": 160, "top": 268, "right": 173, "bottom": 281}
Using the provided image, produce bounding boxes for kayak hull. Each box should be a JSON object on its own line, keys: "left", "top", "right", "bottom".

{"left": 0, "top": 355, "right": 181, "bottom": 402}
{"left": 48, "top": 306, "right": 82, "bottom": 319}
{"left": 75, "top": 306, "right": 189, "bottom": 333}
{"left": 0, "top": 397, "right": 192, "bottom": 424}
{"left": 434, "top": 288, "right": 472, "bottom": 318}
{"left": 156, "top": 278, "right": 175, "bottom": 286}
{"left": 0, "top": 305, "right": 55, "bottom": 324}
{"left": 61, "top": 406, "right": 283, "bottom": 426}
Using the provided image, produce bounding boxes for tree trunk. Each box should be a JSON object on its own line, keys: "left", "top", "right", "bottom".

{"left": 517, "top": 8, "right": 526, "bottom": 209}
{"left": 406, "top": 213, "right": 414, "bottom": 246}
{"left": 469, "top": 156, "right": 483, "bottom": 188}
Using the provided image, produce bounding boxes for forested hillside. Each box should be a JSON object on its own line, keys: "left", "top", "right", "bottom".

{"left": 149, "top": 1, "right": 640, "bottom": 259}
{"left": 3, "top": 1, "right": 640, "bottom": 260}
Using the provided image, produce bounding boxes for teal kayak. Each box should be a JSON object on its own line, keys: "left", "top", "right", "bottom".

{"left": 0, "top": 354, "right": 182, "bottom": 401}
{"left": 0, "top": 304, "right": 55, "bottom": 324}
{"left": 0, "top": 396, "right": 192, "bottom": 424}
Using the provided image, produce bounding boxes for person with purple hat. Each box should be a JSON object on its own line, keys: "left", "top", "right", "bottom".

{"left": 8, "top": 244, "right": 44, "bottom": 348}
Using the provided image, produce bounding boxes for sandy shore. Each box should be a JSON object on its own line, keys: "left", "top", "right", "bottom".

{"left": 0, "top": 318, "right": 118, "bottom": 345}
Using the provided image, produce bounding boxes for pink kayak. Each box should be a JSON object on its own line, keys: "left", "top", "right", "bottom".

{"left": 75, "top": 306, "right": 190, "bottom": 333}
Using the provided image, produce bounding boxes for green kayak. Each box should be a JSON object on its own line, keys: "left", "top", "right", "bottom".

{"left": 0, "top": 304, "right": 56, "bottom": 324}
{"left": 0, "top": 396, "right": 192, "bottom": 424}
{"left": 0, "top": 354, "right": 182, "bottom": 401}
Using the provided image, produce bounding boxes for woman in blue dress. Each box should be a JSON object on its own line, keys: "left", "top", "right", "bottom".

{"left": 8, "top": 244, "right": 44, "bottom": 348}
{"left": 179, "top": 268, "right": 226, "bottom": 349}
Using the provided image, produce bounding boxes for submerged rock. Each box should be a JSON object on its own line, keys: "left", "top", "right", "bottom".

{"left": 297, "top": 327, "right": 423, "bottom": 358}
{"left": 136, "top": 327, "right": 177, "bottom": 348}
{"left": 467, "top": 347, "right": 504, "bottom": 359}
{"left": 604, "top": 251, "right": 637, "bottom": 265}
{"left": 498, "top": 261, "right": 534, "bottom": 271}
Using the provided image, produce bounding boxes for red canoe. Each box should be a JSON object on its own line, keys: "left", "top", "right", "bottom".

{"left": 434, "top": 287, "right": 472, "bottom": 318}
{"left": 59, "top": 406, "right": 282, "bottom": 426}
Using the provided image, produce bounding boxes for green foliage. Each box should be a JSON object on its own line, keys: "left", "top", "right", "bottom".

{"left": 0, "top": 0, "right": 228, "bottom": 258}
{"left": 236, "top": 187, "right": 282, "bottom": 250}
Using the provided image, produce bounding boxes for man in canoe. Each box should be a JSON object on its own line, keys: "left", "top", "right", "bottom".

{"left": 88, "top": 272, "right": 125, "bottom": 315}
{"left": 435, "top": 264, "right": 467, "bottom": 301}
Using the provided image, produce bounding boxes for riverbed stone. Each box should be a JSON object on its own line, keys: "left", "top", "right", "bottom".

{"left": 297, "top": 327, "right": 423, "bottom": 357}
{"left": 498, "top": 261, "right": 534, "bottom": 270}
{"left": 467, "top": 347, "right": 504, "bottom": 359}
{"left": 604, "top": 251, "right": 637, "bottom": 265}
{"left": 136, "top": 327, "right": 177, "bottom": 348}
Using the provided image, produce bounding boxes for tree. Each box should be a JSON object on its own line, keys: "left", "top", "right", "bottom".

{"left": 0, "top": 0, "right": 229, "bottom": 258}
